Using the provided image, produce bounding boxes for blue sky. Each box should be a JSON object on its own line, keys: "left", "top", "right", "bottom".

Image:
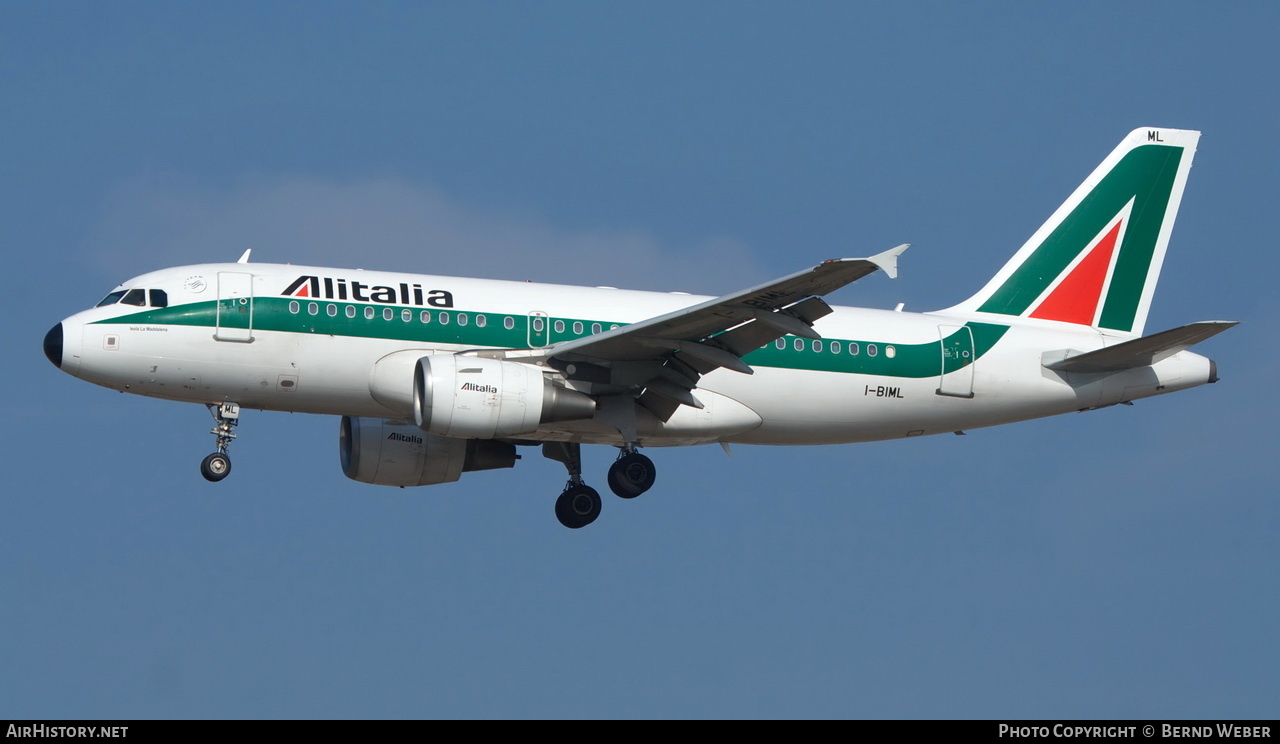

{"left": 3, "top": 2, "right": 1277, "bottom": 719}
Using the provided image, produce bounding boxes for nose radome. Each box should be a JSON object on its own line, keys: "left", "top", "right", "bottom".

{"left": 43, "top": 323, "right": 63, "bottom": 369}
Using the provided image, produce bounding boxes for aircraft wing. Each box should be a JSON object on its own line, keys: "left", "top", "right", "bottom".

{"left": 532, "top": 245, "right": 907, "bottom": 418}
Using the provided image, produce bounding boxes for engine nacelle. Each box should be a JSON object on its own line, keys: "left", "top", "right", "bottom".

{"left": 414, "top": 355, "right": 595, "bottom": 438}
{"left": 340, "top": 416, "right": 518, "bottom": 487}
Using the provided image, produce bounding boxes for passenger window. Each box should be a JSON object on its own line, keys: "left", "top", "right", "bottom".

{"left": 289, "top": 301, "right": 300, "bottom": 314}
{"left": 457, "top": 313, "right": 468, "bottom": 326}
{"left": 308, "top": 302, "right": 319, "bottom": 315}
{"left": 364, "top": 307, "right": 375, "bottom": 320}
{"left": 812, "top": 340, "right": 823, "bottom": 352}
{"left": 793, "top": 338, "right": 804, "bottom": 351}
{"left": 121, "top": 289, "right": 146, "bottom": 306}
{"left": 420, "top": 310, "right": 431, "bottom": 323}
{"left": 831, "top": 341, "right": 841, "bottom": 354}
{"left": 383, "top": 308, "right": 394, "bottom": 321}
{"left": 149, "top": 289, "right": 168, "bottom": 307}
{"left": 504, "top": 317, "right": 514, "bottom": 330}
{"left": 476, "top": 315, "right": 487, "bottom": 328}
{"left": 554, "top": 319, "right": 565, "bottom": 333}
{"left": 96, "top": 290, "right": 127, "bottom": 307}
{"left": 592, "top": 323, "right": 602, "bottom": 334}
{"left": 885, "top": 345, "right": 896, "bottom": 359}
{"left": 573, "top": 321, "right": 583, "bottom": 334}
{"left": 439, "top": 312, "right": 450, "bottom": 325}
{"left": 402, "top": 309, "right": 412, "bottom": 322}
{"left": 532, "top": 317, "right": 543, "bottom": 332}
{"left": 328, "top": 304, "right": 338, "bottom": 317}
{"left": 775, "top": 338, "right": 786, "bottom": 350}
{"left": 868, "top": 344, "right": 878, "bottom": 357}
{"left": 346, "top": 306, "right": 356, "bottom": 318}
{"left": 849, "top": 343, "right": 859, "bottom": 356}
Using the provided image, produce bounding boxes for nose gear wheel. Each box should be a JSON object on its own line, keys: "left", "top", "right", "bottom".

{"left": 201, "top": 402, "right": 240, "bottom": 483}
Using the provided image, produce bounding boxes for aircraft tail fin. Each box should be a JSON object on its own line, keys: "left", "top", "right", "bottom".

{"left": 944, "top": 127, "right": 1200, "bottom": 337}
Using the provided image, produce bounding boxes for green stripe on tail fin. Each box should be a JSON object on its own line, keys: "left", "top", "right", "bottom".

{"left": 945, "top": 128, "right": 1199, "bottom": 336}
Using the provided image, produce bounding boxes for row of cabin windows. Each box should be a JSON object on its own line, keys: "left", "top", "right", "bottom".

{"left": 289, "top": 301, "right": 493, "bottom": 327}
{"left": 287, "top": 302, "right": 622, "bottom": 336}
{"left": 284, "top": 301, "right": 895, "bottom": 358}
{"left": 93, "top": 291, "right": 896, "bottom": 357}
{"left": 97, "top": 288, "right": 168, "bottom": 308}
{"left": 775, "top": 336, "right": 895, "bottom": 358}
{"left": 284, "top": 301, "right": 895, "bottom": 357}
{"left": 531, "top": 318, "right": 618, "bottom": 334}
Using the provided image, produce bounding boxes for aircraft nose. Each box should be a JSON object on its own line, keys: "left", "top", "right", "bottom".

{"left": 43, "top": 322, "right": 63, "bottom": 368}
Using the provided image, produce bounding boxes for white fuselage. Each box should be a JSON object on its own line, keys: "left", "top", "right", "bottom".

{"left": 51, "top": 262, "right": 1215, "bottom": 448}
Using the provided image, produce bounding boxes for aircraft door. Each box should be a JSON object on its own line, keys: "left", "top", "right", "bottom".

{"left": 527, "top": 311, "right": 548, "bottom": 348}
{"left": 216, "top": 272, "right": 254, "bottom": 342}
{"left": 937, "top": 325, "right": 974, "bottom": 398}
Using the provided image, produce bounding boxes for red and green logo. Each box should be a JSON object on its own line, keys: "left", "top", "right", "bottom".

{"left": 978, "top": 143, "right": 1185, "bottom": 334}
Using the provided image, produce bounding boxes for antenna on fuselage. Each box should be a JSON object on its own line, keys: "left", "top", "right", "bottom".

{"left": 237, "top": 249, "right": 252, "bottom": 264}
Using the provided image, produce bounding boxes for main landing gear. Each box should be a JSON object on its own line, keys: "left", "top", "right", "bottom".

{"left": 607, "top": 448, "right": 657, "bottom": 499}
{"left": 544, "top": 442, "right": 657, "bottom": 529}
{"left": 200, "top": 402, "right": 240, "bottom": 482}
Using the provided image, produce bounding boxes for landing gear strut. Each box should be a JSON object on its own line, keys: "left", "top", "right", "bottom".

{"left": 607, "top": 447, "right": 656, "bottom": 499}
{"left": 544, "top": 442, "right": 601, "bottom": 529}
{"left": 201, "top": 402, "right": 240, "bottom": 482}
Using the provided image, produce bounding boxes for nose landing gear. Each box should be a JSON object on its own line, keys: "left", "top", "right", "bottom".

{"left": 201, "top": 402, "right": 240, "bottom": 482}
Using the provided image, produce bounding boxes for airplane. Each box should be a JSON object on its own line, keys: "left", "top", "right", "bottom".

{"left": 43, "top": 127, "right": 1235, "bottom": 528}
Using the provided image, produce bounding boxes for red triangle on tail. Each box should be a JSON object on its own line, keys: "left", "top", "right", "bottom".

{"left": 1029, "top": 220, "right": 1122, "bottom": 325}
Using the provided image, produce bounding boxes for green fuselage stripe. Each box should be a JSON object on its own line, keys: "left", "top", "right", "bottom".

{"left": 95, "top": 298, "right": 1009, "bottom": 379}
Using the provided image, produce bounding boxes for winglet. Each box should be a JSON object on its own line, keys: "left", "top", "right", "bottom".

{"left": 237, "top": 249, "right": 252, "bottom": 264}
{"left": 866, "top": 243, "right": 908, "bottom": 280}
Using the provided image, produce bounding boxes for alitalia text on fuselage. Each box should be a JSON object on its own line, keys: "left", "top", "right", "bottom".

{"left": 282, "top": 274, "right": 455, "bottom": 308}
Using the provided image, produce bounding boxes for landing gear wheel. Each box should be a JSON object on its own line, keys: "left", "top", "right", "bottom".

{"left": 200, "top": 452, "right": 232, "bottom": 482}
{"left": 202, "top": 402, "right": 240, "bottom": 482}
{"left": 607, "top": 452, "right": 656, "bottom": 499}
{"left": 555, "top": 485, "right": 602, "bottom": 529}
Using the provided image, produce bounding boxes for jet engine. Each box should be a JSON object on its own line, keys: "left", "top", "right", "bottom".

{"left": 414, "top": 355, "right": 595, "bottom": 438}
{"left": 340, "top": 416, "right": 518, "bottom": 487}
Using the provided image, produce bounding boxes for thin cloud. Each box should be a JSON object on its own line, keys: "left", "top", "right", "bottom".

{"left": 84, "top": 174, "right": 769, "bottom": 294}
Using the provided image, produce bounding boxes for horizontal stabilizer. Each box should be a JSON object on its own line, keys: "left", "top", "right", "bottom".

{"left": 1045, "top": 321, "right": 1238, "bottom": 374}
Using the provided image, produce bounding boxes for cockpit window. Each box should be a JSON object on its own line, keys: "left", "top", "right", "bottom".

{"left": 96, "top": 288, "right": 169, "bottom": 308}
{"left": 96, "top": 290, "right": 127, "bottom": 307}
